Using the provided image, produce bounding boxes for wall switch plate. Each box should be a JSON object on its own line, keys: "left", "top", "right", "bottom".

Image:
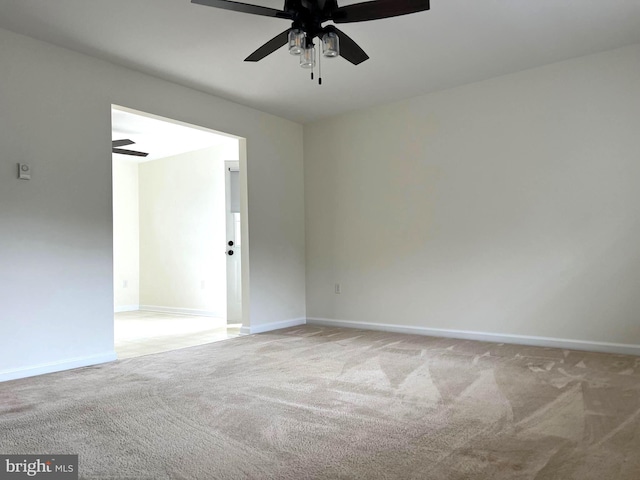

{"left": 335, "top": 283, "right": 342, "bottom": 294}
{"left": 18, "top": 163, "right": 31, "bottom": 180}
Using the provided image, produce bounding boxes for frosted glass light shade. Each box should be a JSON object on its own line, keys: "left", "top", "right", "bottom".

{"left": 288, "top": 29, "right": 305, "bottom": 55}
{"left": 322, "top": 32, "right": 340, "bottom": 58}
{"left": 300, "top": 47, "right": 316, "bottom": 69}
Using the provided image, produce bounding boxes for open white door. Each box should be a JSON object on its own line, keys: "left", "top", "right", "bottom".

{"left": 225, "top": 161, "right": 242, "bottom": 324}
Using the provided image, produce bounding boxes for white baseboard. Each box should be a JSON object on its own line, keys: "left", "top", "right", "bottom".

{"left": 240, "top": 317, "right": 307, "bottom": 335}
{"left": 138, "top": 305, "right": 224, "bottom": 318}
{"left": 114, "top": 304, "right": 139, "bottom": 313}
{"left": 0, "top": 352, "right": 117, "bottom": 383}
{"left": 307, "top": 318, "right": 640, "bottom": 356}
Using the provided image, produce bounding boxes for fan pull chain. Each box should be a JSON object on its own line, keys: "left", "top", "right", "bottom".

{"left": 311, "top": 39, "right": 315, "bottom": 81}
{"left": 318, "top": 48, "right": 322, "bottom": 86}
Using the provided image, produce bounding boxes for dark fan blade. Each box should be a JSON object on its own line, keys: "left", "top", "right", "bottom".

{"left": 332, "top": 27, "right": 369, "bottom": 65}
{"left": 245, "top": 29, "right": 291, "bottom": 62}
{"left": 191, "top": 0, "right": 292, "bottom": 19}
{"left": 112, "top": 139, "right": 135, "bottom": 148}
{"left": 333, "top": 0, "right": 430, "bottom": 23}
{"left": 112, "top": 148, "right": 149, "bottom": 157}
{"left": 321, "top": 0, "right": 338, "bottom": 13}
{"left": 316, "top": 0, "right": 338, "bottom": 13}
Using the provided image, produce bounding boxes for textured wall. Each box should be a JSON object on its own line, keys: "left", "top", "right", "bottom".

{"left": 112, "top": 158, "right": 140, "bottom": 309}
{"left": 0, "top": 27, "right": 305, "bottom": 379}
{"left": 304, "top": 44, "right": 640, "bottom": 346}
{"left": 138, "top": 147, "right": 228, "bottom": 317}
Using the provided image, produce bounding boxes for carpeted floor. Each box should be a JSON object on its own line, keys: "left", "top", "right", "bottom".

{"left": 1, "top": 326, "right": 640, "bottom": 479}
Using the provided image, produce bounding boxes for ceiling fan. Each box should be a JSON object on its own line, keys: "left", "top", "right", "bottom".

{"left": 191, "top": 0, "right": 431, "bottom": 75}
{"left": 112, "top": 139, "right": 149, "bottom": 158}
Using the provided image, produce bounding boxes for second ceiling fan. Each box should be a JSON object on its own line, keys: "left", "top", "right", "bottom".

{"left": 112, "top": 139, "right": 148, "bottom": 157}
{"left": 191, "top": 0, "right": 431, "bottom": 67}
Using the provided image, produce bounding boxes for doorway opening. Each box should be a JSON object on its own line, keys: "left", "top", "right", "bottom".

{"left": 111, "top": 105, "right": 245, "bottom": 358}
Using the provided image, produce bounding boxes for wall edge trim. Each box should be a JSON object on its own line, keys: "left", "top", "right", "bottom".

{"left": 114, "top": 305, "right": 139, "bottom": 313}
{"left": 0, "top": 352, "right": 117, "bottom": 383}
{"left": 307, "top": 318, "right": 640, "bottom": 356}
{"left": 138, "top": 305, "right": 224, "bottom": 318}
{"left": 241, "top": 317, "right": 307, "bottom": 335}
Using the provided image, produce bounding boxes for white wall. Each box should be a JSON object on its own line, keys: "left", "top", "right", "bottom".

{"left": 0, "top": 27, "right": 305, "bottom": 381}
{"left": 139, "top": 146, "right": 230, "bottom": 317}
{"left": 112, "top": 158, "right": 140, "bottom": 310}
{"left": 304, "top": 44, "right": 640, "bottom": 349}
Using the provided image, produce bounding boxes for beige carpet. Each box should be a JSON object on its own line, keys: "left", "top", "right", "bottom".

{"left": 1, "top": 326, "right": 640, "bottom": 479}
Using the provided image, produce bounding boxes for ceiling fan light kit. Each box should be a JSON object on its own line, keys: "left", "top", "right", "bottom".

{"left": 322, "top": 31, "right": 339, "bottom": 58}
{"left": 191, "top": 0, "right": 431, "bottom": 83}
{"left": 288, "top": 29, "right": 305, "bottom": 55}
{"left": 300, "top": 45, "right": 316, "bottom": 69}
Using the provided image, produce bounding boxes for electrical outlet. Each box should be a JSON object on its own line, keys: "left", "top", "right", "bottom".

{"left": 122, "top": 280, "right": 128, "bottom": 288}
{"left": 335, "top": 283, "right": 342, "bottom": 294}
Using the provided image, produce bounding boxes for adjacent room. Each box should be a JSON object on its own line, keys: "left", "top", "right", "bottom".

{"left": 1, "top": 0, "right": 639, "bottom": 478}
{"left": 111, "top": 107, "right": 242, "bottom": 358}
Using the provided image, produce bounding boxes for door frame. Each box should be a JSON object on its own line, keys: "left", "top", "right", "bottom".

{"left": 224, "top": 160, "right": 242, "bottom": 324}
{"left": 111, "top": 104, "right": 250, "bottom": 334}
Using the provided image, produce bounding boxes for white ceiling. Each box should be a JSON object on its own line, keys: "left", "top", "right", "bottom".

{"left": 112, "top": 107, "right": 239, "bottom": 162}
{"left": 1, "top": 0, "right": 639, "bottom": 123}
